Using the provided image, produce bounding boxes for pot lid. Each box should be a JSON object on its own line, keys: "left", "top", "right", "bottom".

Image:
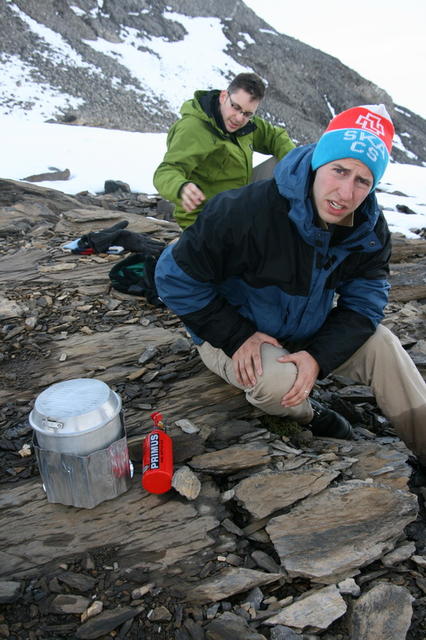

{"left": 29, "top": 378, "right": 121, "bottom": 435}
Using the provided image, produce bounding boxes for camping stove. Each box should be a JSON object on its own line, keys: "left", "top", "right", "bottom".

{"left": 30, "top": 378, "right": 132, "bottom": 509}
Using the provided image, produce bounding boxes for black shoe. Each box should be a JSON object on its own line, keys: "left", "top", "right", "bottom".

{"left": 308, "top": 399, "right": 353, "bottom": 440}
{"left": 408, "top": 455, "right": 426, "bottom": 488}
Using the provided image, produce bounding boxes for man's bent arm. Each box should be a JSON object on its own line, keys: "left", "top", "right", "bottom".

{"left": 153, "top": 118, "right": 212, "bottom": 206}
{"left": 252, "top": 117, "right": 295, "bottom": 159}
{"left": 155, "top": 244, "right": 256, "bottom": 356}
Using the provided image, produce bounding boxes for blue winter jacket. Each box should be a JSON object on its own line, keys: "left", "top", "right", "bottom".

{"left": 155, "top": 145, "right": 391, "bottom": 377}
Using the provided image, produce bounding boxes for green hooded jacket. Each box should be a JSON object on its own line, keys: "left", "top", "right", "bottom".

{"left": 153, "top": 90, "right": 295, "bottom": 229}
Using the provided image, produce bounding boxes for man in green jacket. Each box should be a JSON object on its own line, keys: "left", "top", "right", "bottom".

{"left": 153, "top": 73, "right": 295, "bottom": 229}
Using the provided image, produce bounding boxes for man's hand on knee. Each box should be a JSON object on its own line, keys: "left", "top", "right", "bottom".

{"left": 278, "top": 350, "right": 320, "bottom": 407}
{"left": 232, "top": 332, "right": 281, "bottom": 388}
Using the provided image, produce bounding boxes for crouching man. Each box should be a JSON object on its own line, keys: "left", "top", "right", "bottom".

{"left": 155, "top": 104, "right": 426, "bottom": 463}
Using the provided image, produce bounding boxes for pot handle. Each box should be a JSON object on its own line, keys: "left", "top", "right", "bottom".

{"left": 42, "top": 417, "right": 64, "bottom": 431}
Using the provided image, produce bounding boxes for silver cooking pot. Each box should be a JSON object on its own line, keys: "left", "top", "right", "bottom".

{"left": 29, "top": 378, "right": 122, "bottom": 456}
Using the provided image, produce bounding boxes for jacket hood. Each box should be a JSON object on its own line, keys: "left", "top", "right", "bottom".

{"left": 179, "top": 90, "right": 214, "bottom": 123}
{"left": 273, "top": 144, "right": 383, "bottom": 252}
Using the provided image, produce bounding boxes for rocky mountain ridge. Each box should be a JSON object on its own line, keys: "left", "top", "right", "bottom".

{"left": 0, "top": 0, "right": 425, "bottom": 166}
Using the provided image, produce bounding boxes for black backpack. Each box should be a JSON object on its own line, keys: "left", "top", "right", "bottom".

{"left": 108, "top": 253, "right": 164, "bottom": 307}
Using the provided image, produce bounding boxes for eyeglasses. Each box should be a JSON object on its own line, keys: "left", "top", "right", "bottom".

{"left": 227, "top": 92, "right": 255, "bottom": 119}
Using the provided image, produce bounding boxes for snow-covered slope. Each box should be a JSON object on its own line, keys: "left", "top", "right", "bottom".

{"left": 0, "top": 0, "right": 425, "bottom": 166}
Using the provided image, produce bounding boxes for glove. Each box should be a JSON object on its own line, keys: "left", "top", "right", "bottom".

{"left": 114, "top": 230, "right": 165, "bottom": 257}
{"left": 78, "top": 221, "right": 165, "bottom": 257}
{"left": 78, "top": 220, "right": 129, "bottom": 253}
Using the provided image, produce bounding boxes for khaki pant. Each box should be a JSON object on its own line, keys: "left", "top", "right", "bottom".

{"left": 197, "top": 325, "right": 426, "bottom": 464}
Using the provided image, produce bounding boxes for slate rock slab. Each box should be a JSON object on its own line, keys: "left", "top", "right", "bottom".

{"left": 189, "top": 442, "right": 271, "bottom": 474}
{"left": 0, "top": 482, "right": 219, "bottom": 578}
{"left": 349, "top": 440, "right": 412, "bottom": 490}
{"left": 234, "top": 468, "right": 339, "bottom": 519}
{"left": 266, "top": 479, "right": 418, "bottom": 583}
{"left": 350, "top": 582, "right": 413, "bottom": 640}
{"left": 0, "top": 324, "right": 176, "bottom": 402}
{"left": 75, "top": 605, "right": 144, "bottom": 639}
{"left": 264, "top": 584, "right": 347, "bottom": 630}
{"left": 184, "top": 568, "right": 282, "bottom": 604}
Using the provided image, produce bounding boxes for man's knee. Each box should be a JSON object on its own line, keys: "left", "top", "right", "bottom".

{"left": 248, "top": 344, "right": 297, "bottom": 406}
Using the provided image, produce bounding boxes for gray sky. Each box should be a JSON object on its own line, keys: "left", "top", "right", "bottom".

{"left": 244, "top": 0, "right": 426, "bottom": 119}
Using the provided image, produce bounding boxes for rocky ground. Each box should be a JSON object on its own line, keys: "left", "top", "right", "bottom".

{"left": 1, "top": 178, "right": 426, "bottom": 640}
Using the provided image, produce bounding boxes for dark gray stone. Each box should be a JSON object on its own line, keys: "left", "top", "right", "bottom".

{"left": 270, "top": 626, "right": 301, "bottom": 640}
{"left": 104, "top": 180, "right": 131, "bottom": 194}
{"left": 76, "top": 605, "right": 143, "bottom": 639}
{"left": 58, "top": 572, "right": 97, "bottom": 592}
{"left": 50, "top": 594, "right": 91, "bottom": 614}
{"left": 0, "top": 580, "right": 21, "bottom": 603}
{"left": 138, "top": 346, "right": 159, "bottom": 364}
{"left": 205, "top": 611, "right": 266, "bottom": 639}
{"left": 170, "top": 337, "right": 192, "bottom": 354}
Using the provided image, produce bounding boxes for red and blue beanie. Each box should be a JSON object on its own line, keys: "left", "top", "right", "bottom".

{"left": 311, "top": 104, "right": 394, "bottom": 189}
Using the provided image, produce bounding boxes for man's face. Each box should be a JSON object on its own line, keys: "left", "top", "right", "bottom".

{"left": 312, "top": 158, "right": 373, "bottom": 225}
{"left": 218, "top": 88, "right": 260, "bottom": 133}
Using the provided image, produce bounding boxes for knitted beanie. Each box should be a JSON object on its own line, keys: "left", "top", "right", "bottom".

{"left": 311, "top": 104, "right": 394, "bottom": 188}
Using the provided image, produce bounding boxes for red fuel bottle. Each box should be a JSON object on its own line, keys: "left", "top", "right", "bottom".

{"left": 142, "top": 411, "right": 173, "bottom": 494}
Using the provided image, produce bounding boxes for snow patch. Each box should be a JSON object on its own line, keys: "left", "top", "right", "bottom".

{"left": 0, "top": 55, "right": 84, "bottom": 121}
{"left": 83, "top": 11, "right": 251, "bottom": 114}
{"left": 393, "top": 134, "right": 418, "bottom": 160}
{"left": 239, "top": 32, "right": 256, "bottom": 45}
{"left": 259, "top": 28, "right": 278, "bottom": 35}
{"left": 395, "top": 106, "right": 411, "bottom": 117}
{"left": 324, "top": 95, "right": 336, "bottom": 117}
{"left": 69, "top": 5, "right": 86, "bottom": 17}
{"left": 8, "top": 4, "right": 100, "bottom": 71}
